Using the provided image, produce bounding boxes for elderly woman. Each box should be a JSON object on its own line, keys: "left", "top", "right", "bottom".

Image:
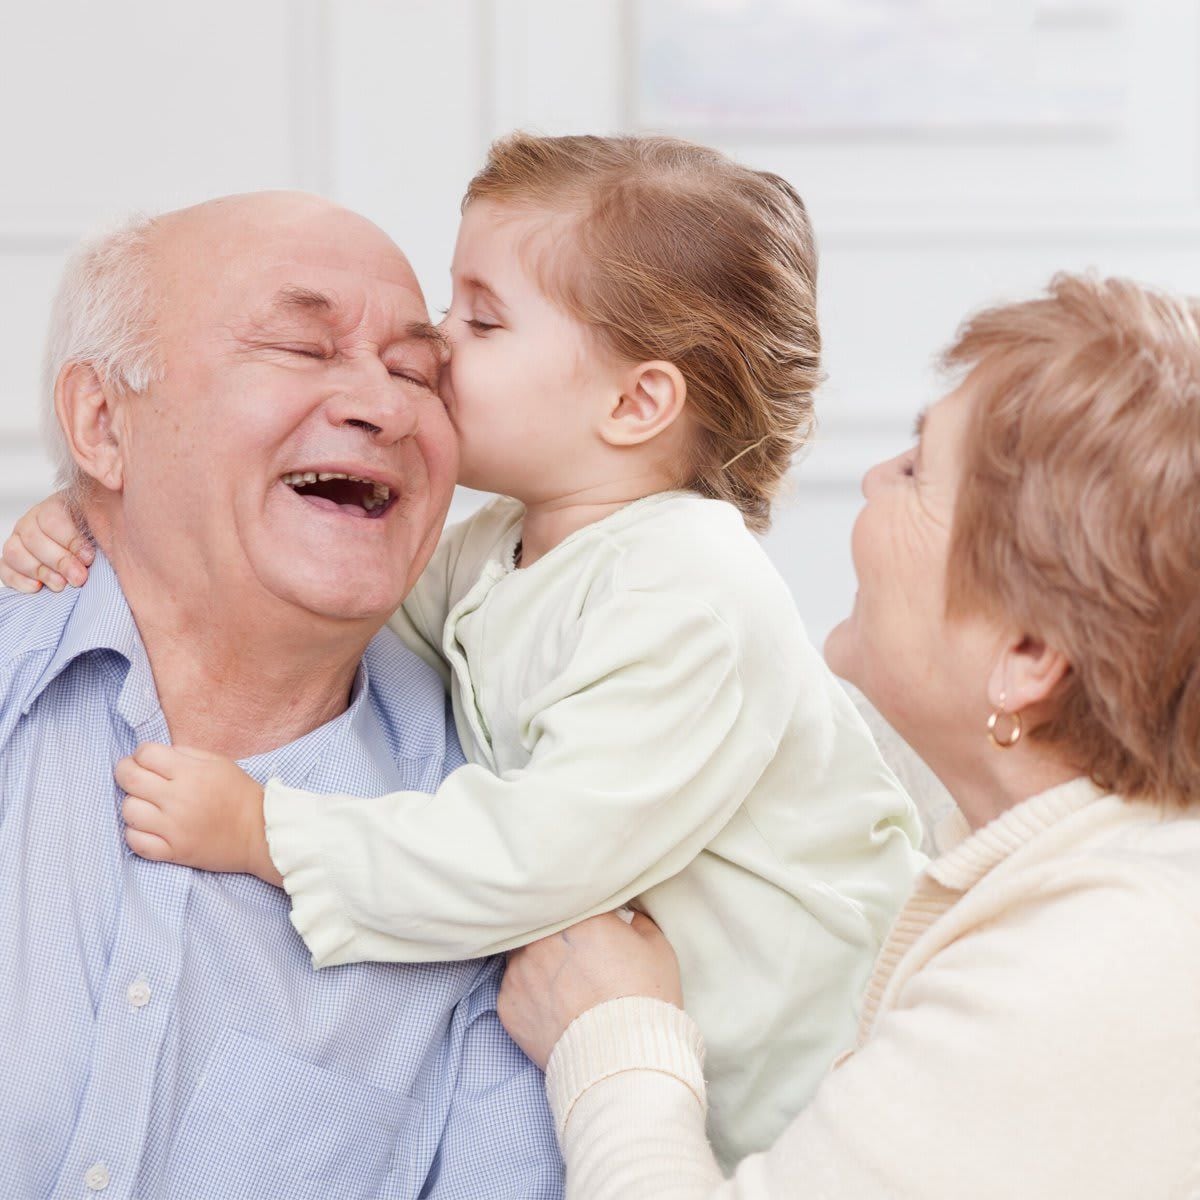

{"left": 498, "top": 273, "right": 1200, "bottom": 1199}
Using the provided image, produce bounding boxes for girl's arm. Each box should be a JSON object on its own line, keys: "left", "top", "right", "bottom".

{"left": 267, "top": 589, "right": 789, "bottom": 967}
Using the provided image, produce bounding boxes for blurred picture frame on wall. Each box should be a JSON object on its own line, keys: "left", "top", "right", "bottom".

{"left": 631, "top": 0, "right": 1126, "bottom": 139}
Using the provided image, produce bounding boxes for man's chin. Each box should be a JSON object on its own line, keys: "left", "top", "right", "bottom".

{"left": 258, "top": 560, "right": 407, "bottom": 624}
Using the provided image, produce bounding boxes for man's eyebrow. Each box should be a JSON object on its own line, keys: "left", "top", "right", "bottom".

{"left": 401, "top": 321, "right": 451, "bottom": 364}
{"left": 272, "top": 286, "right": 337, "bottom": 315}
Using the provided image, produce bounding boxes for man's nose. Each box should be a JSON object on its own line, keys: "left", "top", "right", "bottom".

{"left": 325, "top": 383, "right": 419, "bottom": 445}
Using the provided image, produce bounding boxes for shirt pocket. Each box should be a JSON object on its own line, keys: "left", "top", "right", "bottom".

{"left": 161, "top": 1028, "right": 421, "bottom": 1200}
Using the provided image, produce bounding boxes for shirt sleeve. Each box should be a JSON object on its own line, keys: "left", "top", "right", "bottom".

{"left": 543, "top": 866, "right": 1200, "bottom": 1200}
{"left": 265, "top": 590, "right": 788, "bottom": 965}
{"left": 421, "top": 960, "right": 564, "bottom": 1200}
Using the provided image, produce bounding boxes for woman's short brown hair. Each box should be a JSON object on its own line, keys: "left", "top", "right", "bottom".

{"left": 464, "top": 132, "right": 821, "bottom": 533}
{"left": 945, "top": 273, "right": 1200, "bottom": 804}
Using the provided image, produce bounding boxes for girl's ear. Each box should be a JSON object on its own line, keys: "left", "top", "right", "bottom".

{"left": 54, "top": 362, "right": 126, "bottom": 493}
{"left": 600, "top": 360, "right": 687, "bottom": 448}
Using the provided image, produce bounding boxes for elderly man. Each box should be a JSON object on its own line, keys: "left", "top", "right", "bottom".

{"left": 0, "top": 193, "right": 562, "bottom": 1198}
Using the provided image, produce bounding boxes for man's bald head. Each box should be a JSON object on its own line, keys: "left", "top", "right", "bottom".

{"left": 46, "top": 187, "right": 457, "bottom": 628}
{"left": 43, "top": 191, "right": 418, "bottom": 504}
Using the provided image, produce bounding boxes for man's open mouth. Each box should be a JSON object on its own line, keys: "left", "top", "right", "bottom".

{"left": 281, "top": 471, "right": 394, "bottom": 519}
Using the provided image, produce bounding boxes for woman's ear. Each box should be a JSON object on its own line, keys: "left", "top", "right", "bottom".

{"left": 54, "top": 362, "right": 126, "bottom": 493}
{"left": 601, "top": 360, "right": 687, "bottom": 448}
{"left": 987, "top": 632, "right": 1071, "bottom": 715}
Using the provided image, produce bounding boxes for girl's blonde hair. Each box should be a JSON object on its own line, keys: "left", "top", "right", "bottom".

{"left": 465, "top": 132, "right": 821, "bottom": 533}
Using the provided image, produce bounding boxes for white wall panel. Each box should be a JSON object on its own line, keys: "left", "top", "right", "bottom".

{"left": 1, "top": 1, "right": 1197, "bottom": 645}
{"left": 330, "top": 0, "right": 489, "bottom": 311}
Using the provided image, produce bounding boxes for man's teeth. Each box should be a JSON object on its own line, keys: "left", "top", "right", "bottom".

{"left": 280, "top": 471, "right": 392, "bottom": 510}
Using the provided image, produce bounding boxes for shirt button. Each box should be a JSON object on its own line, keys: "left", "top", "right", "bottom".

{"left": 84, "top": 1161, "right": 110, "bottom": 1191}
{"left": 127, "top": 980, "right": 151, "bottom": 1009}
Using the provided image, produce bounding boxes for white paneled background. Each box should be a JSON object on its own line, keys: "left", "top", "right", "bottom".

{"left": 2, "top": 1, "right": 1198, "bottom": 643}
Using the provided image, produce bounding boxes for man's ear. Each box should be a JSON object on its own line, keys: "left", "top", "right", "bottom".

{"left": 54, "top": 362, "right": 126, "bottom": 492}
{"left": 987, "top": 632, "right": 1071, "bottom": 715}
{"left": 600, "top": 361, "right": 687, "bottom": 448}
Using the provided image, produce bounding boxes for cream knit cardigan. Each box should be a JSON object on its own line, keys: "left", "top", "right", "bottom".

{"left": 546, "top": 777, "right": 1200, "bottom": 1198}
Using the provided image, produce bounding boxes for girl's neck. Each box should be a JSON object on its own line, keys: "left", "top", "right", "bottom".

{"left": 517, "top": 471, "right": 680, "bottom": 567}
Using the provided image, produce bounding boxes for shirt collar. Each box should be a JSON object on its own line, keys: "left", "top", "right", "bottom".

{"left": 238, "top": 658, "right": 373, "bottom": 787}
{"left": 23, "top": 550, "right": 149, "bottom": 719}
{"left": 22, "top": 551, "right": 375, "bottom": 776}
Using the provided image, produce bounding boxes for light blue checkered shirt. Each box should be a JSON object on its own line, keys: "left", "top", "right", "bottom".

{"left": 0, "top": 553, "right": 562, "bottom": 1200}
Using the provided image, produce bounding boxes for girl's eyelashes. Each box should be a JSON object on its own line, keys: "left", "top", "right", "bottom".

{"left": 466, "top": 318, "right": 500, "bottom": 333}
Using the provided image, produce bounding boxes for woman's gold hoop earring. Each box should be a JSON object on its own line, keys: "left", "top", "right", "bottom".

{"left": 987, "top": 694, "right": 1022, "bottom": 749}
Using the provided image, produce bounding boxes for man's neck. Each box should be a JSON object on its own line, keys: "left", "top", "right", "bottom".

{"left": 103, "top": 545, "right": 376, "bottom": 760}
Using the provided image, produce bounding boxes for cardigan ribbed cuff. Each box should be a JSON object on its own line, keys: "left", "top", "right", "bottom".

{"left": 545, "top": 997, "right": 707, "bottom": 1140}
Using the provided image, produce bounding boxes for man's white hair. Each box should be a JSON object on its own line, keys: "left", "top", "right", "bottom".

{"left": 42, "top": 213, "right": 163, "bottom": 500}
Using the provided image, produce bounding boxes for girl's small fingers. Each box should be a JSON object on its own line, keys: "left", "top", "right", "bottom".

{"left": 73, "top": 538, "right": 96, "bottom": 566}
{"left": 35, "top": 566, "right": 68, "bottom": 593}
{"left": 19, "top": 521, "right": 83, "bottom": 588}
{"left": 0, "top": 561, "right": 42, "bottom": 593}
{"left": 132, "top": 742, "right": 180, "bottom": 779}
{"left": 35, "top": 501, "right": 84, "bottom": 549}
{"left": 121, "top": 794, "right": 166, "bottom": 832}
{"left": 2, "top": 535, "right": 52, "bottom": 587}
{"left": 115, "top": 759, "right": 170, "bottom": 804}
{"left": 125, "top": 828, "right": 174, "bottom": 862}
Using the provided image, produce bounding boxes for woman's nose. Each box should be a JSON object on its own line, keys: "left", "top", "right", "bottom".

{"left": 861, "top": 460, "right": 886, "bottom": 499}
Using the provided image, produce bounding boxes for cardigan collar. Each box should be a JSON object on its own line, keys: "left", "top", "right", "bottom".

{"left": 928, "top": 775, "right": 1107, "bottom": 893}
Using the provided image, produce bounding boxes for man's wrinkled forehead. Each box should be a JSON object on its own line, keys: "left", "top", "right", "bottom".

{"left": 235, "top": 276, "right": 447, "bottom": 368}
{"left": 157, "top": 193, "right": 428, "bottom": 326}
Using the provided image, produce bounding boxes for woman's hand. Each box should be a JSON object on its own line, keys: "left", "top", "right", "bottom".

{"left": 499, "top": 911, "right": 684, "bottom": 1070}
{"left": 0, "top": 491, "right": 92, "bottom": 592}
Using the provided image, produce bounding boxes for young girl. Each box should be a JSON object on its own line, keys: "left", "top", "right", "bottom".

{"left": 7, "top": 134, "right": 923, "bottom": 1168}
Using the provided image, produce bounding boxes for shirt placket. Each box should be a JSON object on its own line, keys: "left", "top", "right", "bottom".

{"left": 50, "top": 702, "right": 190, "bottom": 1200}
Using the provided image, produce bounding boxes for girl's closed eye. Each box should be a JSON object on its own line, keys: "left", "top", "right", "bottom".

{"left": 465, "top": 318, "right": 500, "bottom": 334}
